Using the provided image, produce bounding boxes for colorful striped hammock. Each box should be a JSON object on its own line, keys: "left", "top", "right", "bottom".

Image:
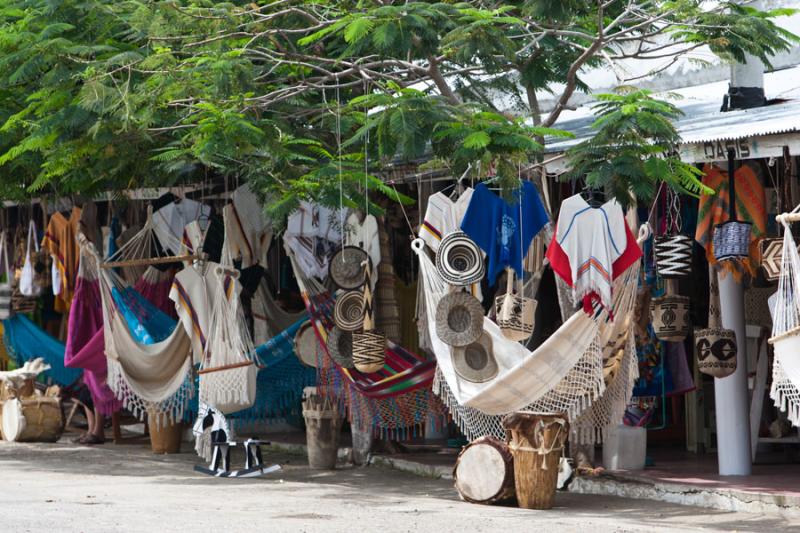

{"left": 290, "top": 254, "right": 440, "bottom": 436}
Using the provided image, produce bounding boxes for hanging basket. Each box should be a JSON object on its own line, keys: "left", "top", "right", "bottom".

{"left": 494, "top": 268, "right": 536, "bottom": 341}
{"left": 695, "top": 269, "right": 737, "bottom": 379}
{"left": 695, "top": 327, "right": 737, "bottom": 378}
{"left": 329, "top": 246, "right": 370, "bottom": 290}
{"left": 713, "top": 220, "right": 752, "bottom": 263}
{"left": 352, "top": 330, "right": 386, "bottom": 373}
{"left": 654, "top": 234, "right": 692, "bottom": 278}
{"left": 333, "top": 290, "right": 364, "bottom": 332}
{"left": 650, "top": 294, "right": 690, "bottom": 342}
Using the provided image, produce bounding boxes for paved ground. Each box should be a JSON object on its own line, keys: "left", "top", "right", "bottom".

{"left": 1, "top": 440, "right": 798, "bottom": 533}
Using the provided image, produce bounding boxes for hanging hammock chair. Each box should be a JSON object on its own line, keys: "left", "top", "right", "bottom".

{"left": 94, "top": 210, "right": 196, "bottom": 424}
{"left": 769, "top": 207, "right": 800, "bottom": 427}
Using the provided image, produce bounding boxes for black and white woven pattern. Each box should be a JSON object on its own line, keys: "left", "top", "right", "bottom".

{"left": 436, "top": 231, "right": 484, "bottom": 286}
{"left": 654, "top": 234, "right": 692, "bottom": 278}
{"left": 651, "top": 295, "right": 690, "bottom": 342}
{"left": 334, "top": 290, "right": 365, "bottom": 331}
{"left": 436, "top": 291, "right": 484, "bottom": 347}
{"left": 713, "top": 220, "right": 752, "bottom": 262}
{"left": 0, "top": 283, "right": 12, "bottom": 320}
{"left": 327, "top": 326, "right": 354, "bottom": 369}
{"left": 352, "top": 330, "right": 385, "bottom": 373}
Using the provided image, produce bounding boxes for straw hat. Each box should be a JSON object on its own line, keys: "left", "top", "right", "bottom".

{"left": 329, "top": 246, "right": 370, "bottom": 290}
{"left": 293, "top": 322, "right": 318, "bottom": 368}
{"left": 436, "top": 291, "right": 483, "bottom": 347}
{"left": 436, "top": 231, "right": 484, "bottom": 286}
{"left": 334, "top": 290, "right": 364, "bottom": 331}
{"left": 452, "top": 331, "right": 497, "bottom": 383}
{"left": 327, "top": 326, "right": 354, "bottom": 369}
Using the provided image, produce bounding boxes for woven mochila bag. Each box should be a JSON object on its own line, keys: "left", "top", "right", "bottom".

{"left": 0, "top": 232, "right": 13, "bottom": 320}
{"left": 494, "top": 268, "right": 536, "bottom": 342}
{"left": 695, "top": 270, "right": 737, "bottom": 379}
{"left": 653, "top": 189, "right": 692, "bottom": 278}
{"left": 650, "top": 280, "right": 690, "bottom": 342}
{"left": 352, "top": 264, "right": 385, "bottom": 374}
{"left": 713, "top": 156, "right": 752, "bottom": 263}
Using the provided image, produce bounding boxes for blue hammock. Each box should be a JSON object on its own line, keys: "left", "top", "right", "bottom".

{"left": 111, "top": 286, "right": 177, "bottom": 344}
{"left": 2, "top": 315, "right": 81, "bottom": 387}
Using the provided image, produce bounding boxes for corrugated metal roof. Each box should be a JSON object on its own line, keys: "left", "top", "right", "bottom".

{"left": 544, "top": 66, "right": 800, "bottom": 153}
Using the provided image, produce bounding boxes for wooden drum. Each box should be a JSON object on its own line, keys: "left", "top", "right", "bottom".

{"left": 502, "top": 413, "right": 568, "bottom": 510}
{"left": 453, "top": 435, "right": 515, "bottom": 505}
{"left": 294, "top": 322, "right": 319, "bottom": 368}
{"left": 2, "top": 397, "right": 63, "bottom": 442}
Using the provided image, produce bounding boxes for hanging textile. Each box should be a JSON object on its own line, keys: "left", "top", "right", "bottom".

{"left": 42, "top": 207, "right": 81, "bottom": 311}
{"left": 225, "top": 183, "right": 273, "bottom": 268}
{"left": 96, "top": 214, "right": 195, "bottom": 423}
{"left": 284, "top": 202, "right": 343, "bottom": 280}
{"left": 2, "top": 314, "right": 82, "bottom": 387}
{"left": 289, "top": 250, "right": 440, "bottom": 436}
{"left": 460, "top": 181, "right": 549, "bottom": 284}
{"left": 152, "top": 198, "right": 212, "bottom": 256}
{"left": 695, "top": 162, "right": 766, "bottom": 278}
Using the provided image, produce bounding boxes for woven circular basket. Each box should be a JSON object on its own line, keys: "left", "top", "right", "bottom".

{"left": 334, "top": 290, "right": 365, "bottom": 332}
{"left": 436, "top": 231, "right": 484, "bottom": 286}
{"left": 329, "top": 246, "right": 370, "bottom": 290}
{"left": 696, "top": 327, "right": 737, "bottom": 378}
{"left": 651, "top": 294, "right": 690, "bottom": 342}
{"left": 436, "top": 291, "right": 484, "bottom": 347}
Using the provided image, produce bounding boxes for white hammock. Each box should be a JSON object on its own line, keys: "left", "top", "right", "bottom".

{"left": 92, "top": 213, "right": 195, "bottom": 424}
{"left": 769, "top": 210, "right": 800, "bottom": 427}
{"left": 416, "top": 224, "right": 644, "bottom": 442}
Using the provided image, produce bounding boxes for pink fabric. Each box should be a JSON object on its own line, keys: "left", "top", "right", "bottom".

{"left": 64, "top": 269, "right": 176, "bottom": 415}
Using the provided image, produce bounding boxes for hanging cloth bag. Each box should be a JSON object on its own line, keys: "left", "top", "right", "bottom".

{"left": 695, "top": 270, "right": 737, "bottom": 378}
{"left": 495, "top": 267, "right": 536, "bottom": 341}
{"left": 713, "top": 153, "right": 752, "bottom": 263}
{"left": 650, "top": 279, "right": 690, "bottom": 342}
{"left": 653, "top": 189, "right": 692, "bottom": 278}
{"left": 0, "top": 232, "right": 13, "bottom": 320}
{"left": 19, "top": 220, "right": 42, "bottom": 297}
{"left": 352, "top": 263, "right": 386, "bottom": 373}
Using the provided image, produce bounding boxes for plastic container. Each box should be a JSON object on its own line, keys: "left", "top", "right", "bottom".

{"left": 603, "top": 425, "right": 646, "bottom": 471}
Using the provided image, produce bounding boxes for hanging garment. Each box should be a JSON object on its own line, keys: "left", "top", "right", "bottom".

{"left": 169, "top": 262, "right": 229, "bottom": 364}
{"left": 547, "top": 215, "right": 642, "bottom": 313}
{"left": 153, "top": 199, "right": 212, "bottom": 256}
{"left": 345, "top": 213, "right": 380, "bottom": 284}
{"left": 695, "top": 162, "right": 766, "bottom": 278}
{"left": 224, "top": 184, "right": 273, "bottom": 268}
{"left": 42, "top": 207, "right": 82, "bottom": 312}
{"left": 420, "top": 188, "right": 475, "bottom": 252}
{"left": 546, "top": 194, "right": 628, "bottom": 312}
{"left": 460, "top": 181, "right": 549, "bottom": 285}
{"left": 284, "top": 202, "right": 343, "bottom": 279}
{"left": 419, "top": 188, "right": 482, "bottom": 302}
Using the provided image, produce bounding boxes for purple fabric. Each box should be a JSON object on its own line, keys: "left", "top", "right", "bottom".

{"left": 64, "top": 270, "right": 176, "bottom": 416}
{"left": 665, "top": 341, "right": 695, "bottom": 396}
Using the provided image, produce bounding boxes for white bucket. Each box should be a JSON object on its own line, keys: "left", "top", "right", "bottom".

{"left": 603, "top": 425, "right": 646, "bottom": 471}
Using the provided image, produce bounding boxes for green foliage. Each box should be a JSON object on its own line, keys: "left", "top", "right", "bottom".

{"left": 566, "top": 90, "right": 713, "bottom": 208}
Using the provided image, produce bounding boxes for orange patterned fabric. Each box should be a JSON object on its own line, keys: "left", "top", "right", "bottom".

{"left": 42, "top": 207, "right": 82, "bottom": 312}
{"left": 695, "top": 163, "right": 766, "bottom": 278}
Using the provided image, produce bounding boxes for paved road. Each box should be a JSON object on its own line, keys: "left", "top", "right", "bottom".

{"left": 0, "top": 440, "right": 796, "bottom": 532}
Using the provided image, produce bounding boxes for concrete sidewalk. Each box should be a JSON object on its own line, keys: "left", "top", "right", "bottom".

{"left": 1, "top": 439, "right": 798, "bottom": 532}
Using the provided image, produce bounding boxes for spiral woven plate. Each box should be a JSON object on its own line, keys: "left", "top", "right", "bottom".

{"left": 329, "top": 246, "right": 370, "bottom": 290}
{"left": 334, "top": 290, "right": 365, "bottom": 331}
